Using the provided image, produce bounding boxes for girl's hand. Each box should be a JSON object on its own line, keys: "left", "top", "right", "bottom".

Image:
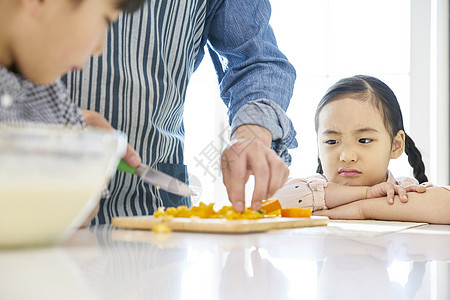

{"left": 366, "top": 182, "right": 408, "bottom": 204}
{"left": 403, "top": 184, "right": 427, "bottom": 193}
{"left": 366, "top": 183, "right": 427, "bottom": 205}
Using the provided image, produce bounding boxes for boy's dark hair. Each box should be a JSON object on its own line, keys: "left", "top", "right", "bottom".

{"left": 314, "top": 75, "right": 428, "bottom": 183}
{"left": 71, "top": 0, "right": 145, "bottom": 14}
{"left": 115, "top": 0, "right": 146, "bottom": 14}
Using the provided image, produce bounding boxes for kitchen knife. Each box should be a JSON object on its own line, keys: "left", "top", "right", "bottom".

{"left": 117, "top": 159, "right": 195, "bottom": 197}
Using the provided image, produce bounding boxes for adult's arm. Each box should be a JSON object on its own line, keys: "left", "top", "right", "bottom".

{"left": 204, "top": 0, "right": 297, "bottom": 210}
{"left": 205, "top": 0, "right": 297, "bottom": 157}
{"left": 314, "top": 187, "right": 450, "bottom": 224}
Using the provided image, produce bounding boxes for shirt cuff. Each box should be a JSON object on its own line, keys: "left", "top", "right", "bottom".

{"left": 273, "top": 174, "right": 328, "bottom": 211}
{"left": 306, "top": 175, "right": 328, "bottom": 211}
{"left": 230, "top": 99, "right": 298, "bottom": 165}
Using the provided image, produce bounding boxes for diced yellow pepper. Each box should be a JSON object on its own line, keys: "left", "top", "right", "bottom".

{"left": 165, "top": 207, "right": 177, "bottom": 216}
{"left": 152, "top": 202, "right": 270, "bottom": 220}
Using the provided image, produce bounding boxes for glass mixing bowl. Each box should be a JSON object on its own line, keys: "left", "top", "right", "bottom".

{"left": 0, "top": 124, "right": 126, "bottom": 247}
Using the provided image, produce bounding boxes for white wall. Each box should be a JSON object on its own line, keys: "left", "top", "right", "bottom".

{"left": 184, "top": 0, "right": 450, "bottom": 207}
{"left": 411, "top": 0, "right": 449, "bottom": 185}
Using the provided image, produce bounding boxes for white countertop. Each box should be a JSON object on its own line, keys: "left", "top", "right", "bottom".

{"left": 1, "top": 221, "right": 450, "bottom": 300}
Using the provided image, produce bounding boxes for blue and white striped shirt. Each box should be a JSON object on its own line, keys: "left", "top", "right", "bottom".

{"left": 64, "top": 0, "right": 297, "bottom": 224}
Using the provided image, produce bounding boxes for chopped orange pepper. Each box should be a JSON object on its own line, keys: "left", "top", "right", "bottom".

{"left": 153, "top": 202, "right": 266, "bottom": 219}
{"left": 260, "top": 199, "right": 282, "bottom": 214}
{"left": 281, "top": 208, "right": 312, "bottom": 218}
{"left": 267, "top": 209, "right": 281, "bottom": 216}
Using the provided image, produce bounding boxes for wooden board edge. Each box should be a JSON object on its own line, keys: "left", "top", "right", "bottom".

{"left": 111, "top": 216, "right": 329, "bottom": 233}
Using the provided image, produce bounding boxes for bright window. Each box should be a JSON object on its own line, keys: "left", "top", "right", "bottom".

{"left": 185, "top": 0, "right": 448, "bottom": 206}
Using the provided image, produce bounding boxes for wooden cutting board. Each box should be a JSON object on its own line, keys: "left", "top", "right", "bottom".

{"left": 111, "top": 215, "right": 329, "bottom": 233}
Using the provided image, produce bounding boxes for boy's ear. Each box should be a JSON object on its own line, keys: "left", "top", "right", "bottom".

{"left": 390, "top": 130, "right": 405, "bottom": 159}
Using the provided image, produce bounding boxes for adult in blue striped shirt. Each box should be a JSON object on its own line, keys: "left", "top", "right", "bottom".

{"left": 64, "top": 0, "right": 298, "bottom": 224}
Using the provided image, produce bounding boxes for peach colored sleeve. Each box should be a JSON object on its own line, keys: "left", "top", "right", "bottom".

{"left": 395, "top": 176, "right": 419, "bottom": 187}
{"left": 306, "top": 175, "right": 328, "bottom": 211}
{"left": 395, "top": 176, "right": 438, "bottom": 189}
{"left": 273, "top": 174, "right": 328, "bottom": 211}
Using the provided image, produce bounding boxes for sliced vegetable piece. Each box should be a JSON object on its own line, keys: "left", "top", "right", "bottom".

{"left": 267, "top": 209, "right": 281, "bottom": 216}
{"left": 281, "top": 208, "right": 312, "bottom": 218}
{"left": 260, "top": 199, "right": 282, "bottom": 214}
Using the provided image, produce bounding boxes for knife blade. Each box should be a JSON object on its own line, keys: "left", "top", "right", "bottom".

{"left": 117, "top": 159, "right": 195, "bottom": 197}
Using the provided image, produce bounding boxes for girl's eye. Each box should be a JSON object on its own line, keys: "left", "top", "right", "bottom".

{"left": 325, "top": 140, "right": 338, "bottom": 145}
{"left": 359, "top": 138, "right": 372, "bottom": 144}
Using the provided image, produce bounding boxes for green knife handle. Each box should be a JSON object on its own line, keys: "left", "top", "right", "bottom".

{"left": 117, "top": 159, "right": 136, "bottom": 174}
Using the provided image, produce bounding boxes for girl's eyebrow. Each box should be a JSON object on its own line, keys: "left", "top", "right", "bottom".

{"left": 321, "top": 129, "right": 340, "bottom": 135}
{"left": 321, "top": 127, "right": 379, "bottom": 135}
{"left": 355, "top": 127, "right": 379, "bottom": 133}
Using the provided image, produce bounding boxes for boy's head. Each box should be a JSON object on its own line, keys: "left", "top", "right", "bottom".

{"left": 0, "top": 0, "right": 145, "bottom": 85}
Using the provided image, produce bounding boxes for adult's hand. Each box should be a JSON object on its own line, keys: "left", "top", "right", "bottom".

{"left": 221, "top": 125, "right": 289, "bottom": 212}
{"left": 81, "top": 110, "right": 141, "bottom": 167}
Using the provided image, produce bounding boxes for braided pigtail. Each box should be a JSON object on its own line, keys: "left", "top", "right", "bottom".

{"left": 316, "top": 157, "right": 323, "bottom": 174}
{"left": 404, "top": 133, "right": 428, "bottom": 183}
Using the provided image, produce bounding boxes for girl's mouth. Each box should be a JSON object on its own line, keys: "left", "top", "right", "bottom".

{"left": 338, "top": 168, "right": 361, "bottom": 177}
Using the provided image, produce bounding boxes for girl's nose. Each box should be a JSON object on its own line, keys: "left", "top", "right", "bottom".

{"left": 340, "top": 149, "right": 357, "bottom": 163}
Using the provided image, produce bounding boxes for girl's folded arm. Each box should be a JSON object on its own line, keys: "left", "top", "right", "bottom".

{"left": 315, "top": 187, "right": 450, "bottom": 225}
{"left": 324, "top": 182, "right": 368, "bottom": 208}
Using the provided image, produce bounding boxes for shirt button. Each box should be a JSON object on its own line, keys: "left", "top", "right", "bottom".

{"left": 1, "top": 94, "right": 14, "bottom": 108}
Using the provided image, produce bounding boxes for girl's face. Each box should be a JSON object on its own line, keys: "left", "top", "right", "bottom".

{"left": 11, "top": 0, "right": 120, "bottom": 84}
{"left": 317, "top": 97, "right": 404, "bottom": 186}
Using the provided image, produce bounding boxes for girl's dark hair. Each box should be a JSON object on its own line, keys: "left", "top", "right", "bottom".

{"left": 314, "top": 75, "right": 428, "bottom": 183}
